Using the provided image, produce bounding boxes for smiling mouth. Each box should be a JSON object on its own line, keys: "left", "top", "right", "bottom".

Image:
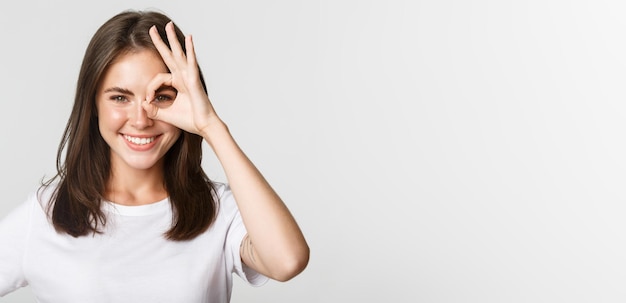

{"left": 123, "top": 135, "right": 157, "bottom": 145}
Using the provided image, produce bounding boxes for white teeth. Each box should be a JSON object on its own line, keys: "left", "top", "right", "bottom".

{"left": 124, "top": 135, "right": 155, "bottom": 145}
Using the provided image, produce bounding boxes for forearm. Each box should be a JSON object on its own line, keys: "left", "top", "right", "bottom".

{"left": 201, "top": 120, "right": 309, "bottom": 281}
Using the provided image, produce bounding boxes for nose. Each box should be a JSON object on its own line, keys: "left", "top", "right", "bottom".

{"left": 130, "top": 100, "right": 153, "bottom": 129}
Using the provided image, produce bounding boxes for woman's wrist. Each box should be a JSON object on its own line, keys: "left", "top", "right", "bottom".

{"left": 200, "top": 118, "right": 230, "bottom": 147}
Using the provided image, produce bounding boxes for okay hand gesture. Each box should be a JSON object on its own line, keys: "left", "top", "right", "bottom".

{"left": 142, "top": 21, "right": 220, "bottom": 137}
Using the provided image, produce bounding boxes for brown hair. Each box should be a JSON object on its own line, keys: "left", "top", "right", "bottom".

{"left": 42, "top": 10, "right": 217, "bottom": 241}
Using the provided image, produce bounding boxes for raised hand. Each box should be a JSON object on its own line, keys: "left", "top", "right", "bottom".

{"left": 144, "top": 22, "right": 309, "bottom": 282}
{"left": 143, "top": 21, "right": 220, "bottom": 137}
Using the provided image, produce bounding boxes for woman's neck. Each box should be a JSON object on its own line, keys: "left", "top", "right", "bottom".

{"left": 105, "top": 161, "right": 168, "bottom": 206}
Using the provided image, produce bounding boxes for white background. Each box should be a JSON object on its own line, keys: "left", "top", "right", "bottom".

{"left": 1, "top": 0, "right": 625, "bottom": 302}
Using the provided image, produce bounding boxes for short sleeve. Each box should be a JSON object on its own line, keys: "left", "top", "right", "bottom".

{"left": 218, "top": 184, "right": 268, "bottom": 287}
{"left": 0, "top": 194, "right": 34, "bottom": 296}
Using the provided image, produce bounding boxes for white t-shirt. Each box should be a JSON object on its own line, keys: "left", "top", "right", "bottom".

{"left": 0, "top": 183, "right": 267, "bottom": 302}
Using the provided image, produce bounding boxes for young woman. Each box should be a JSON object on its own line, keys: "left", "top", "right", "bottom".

{"left": 0, "top": 10, "right": 309, "bottom": 302}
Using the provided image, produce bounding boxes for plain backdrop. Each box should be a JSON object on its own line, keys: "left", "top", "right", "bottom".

{"left": 1, "top": 0, "right": 626, "bottom": 302}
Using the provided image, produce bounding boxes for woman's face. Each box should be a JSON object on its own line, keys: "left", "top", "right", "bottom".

{"left": 96, "top": 50, "right": 181, "bottom": 173}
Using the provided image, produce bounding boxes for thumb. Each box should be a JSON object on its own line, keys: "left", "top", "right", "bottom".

{"left": 142, "top": 100, "right": 164, "bottom": 121}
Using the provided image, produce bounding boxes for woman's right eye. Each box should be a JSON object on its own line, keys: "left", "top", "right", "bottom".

{"left": 110, "top": 95, "right": 127, "bottom": 102}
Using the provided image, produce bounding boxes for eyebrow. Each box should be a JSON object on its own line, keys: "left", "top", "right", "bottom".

{"left": 102, "top": 85, "right": 177, "bottom": 95}
{"left": 156, "top": 85, "right": 177, "bottom": 93}
{"left": 103, "top": 87, "right": 134, "bottom": 95}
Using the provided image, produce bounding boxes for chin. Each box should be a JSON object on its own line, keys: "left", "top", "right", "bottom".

{"left": 121, "top": 155, "right": 164, "bottom": 171}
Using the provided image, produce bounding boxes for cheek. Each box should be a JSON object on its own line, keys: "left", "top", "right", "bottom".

{"left": 157, "top": 123, "right": 182, "bottom": 147}
{"left": 98, "top": 106, "right": 127, "bottom": 130}
{"left": 164, "top": 124, "right": 182, "bottom": 141}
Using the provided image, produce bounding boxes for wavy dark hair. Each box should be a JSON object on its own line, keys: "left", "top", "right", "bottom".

{"left": 42, "top": 10, "right": 217, "bottom": 241}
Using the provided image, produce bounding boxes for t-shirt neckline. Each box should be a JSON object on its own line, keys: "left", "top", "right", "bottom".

{"left": 102, "top": 197, "right": 170, "bottom": 216}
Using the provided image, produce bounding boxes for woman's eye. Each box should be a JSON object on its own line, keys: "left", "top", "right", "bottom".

{"left": 154, "top": 95, "right": 174, "bottom": 102}
{"left": 110, "top": 95, "right": 127, "bottom": 102}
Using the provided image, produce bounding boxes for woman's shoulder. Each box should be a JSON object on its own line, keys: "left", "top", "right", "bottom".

{"left": 0, "top": 182, "right": 55, "bottom": 228}
{"left": 211, "top": 182, "right": 239, "bottom": 217}
{"left": 34, "top": 182, "right": 60, "bottom": 211}
{"left": 212, "top": 181, "right": 228, "bottom": 198}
